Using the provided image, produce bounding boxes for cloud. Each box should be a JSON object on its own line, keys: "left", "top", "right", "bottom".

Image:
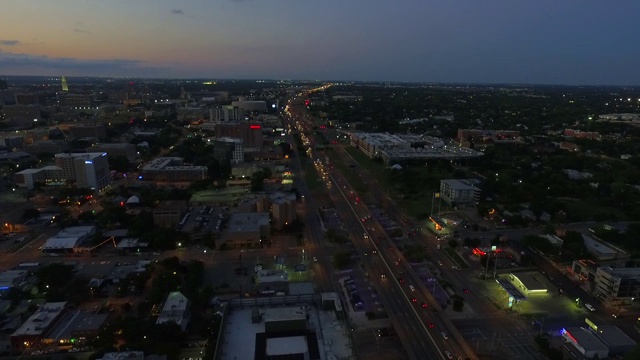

{"left": 0, "top": 40, "right": 20, "bottom": 46}
{"left": 0, "top": 49, "right": 165, "bottom": 77}
{"left": 171, "top": 9, "right": 184, "bottom": 15}
{"left": 73, "top": 28, "right": 92, "bottom": 34}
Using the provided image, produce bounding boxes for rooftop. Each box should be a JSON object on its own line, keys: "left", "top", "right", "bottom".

{"left": 564, "top": 327, "right": 608, "bottom": 352}
{"left": 595, "top": 325, "right": 637, "bottom": 348}
{"left": 12, "top": 302, "right": 67, "bottom": 337}
{"left": 227, "top": 212, "right": 270, "bottom": 233}
{"left": 156, "top": 291, "right": 189, "bottom": 328}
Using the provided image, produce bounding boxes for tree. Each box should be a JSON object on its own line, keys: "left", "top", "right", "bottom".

{"left": 333, "top": 251, "right": 351, "bottom": 270}
{"left": 201, "top": 231, "right": 216, "bottom": 249}
{"left": 447, "top": 239, "right": 459, "bottom": 249}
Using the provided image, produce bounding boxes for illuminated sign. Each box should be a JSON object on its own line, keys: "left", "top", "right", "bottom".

{"left": 561, "top": 328, "right": 578, "bottom": 343}
{"left": 249, "top": 125, "right": 261, "bottom": 129}
{"left": 85, "top": 160, "right": 93, "bottom": 164}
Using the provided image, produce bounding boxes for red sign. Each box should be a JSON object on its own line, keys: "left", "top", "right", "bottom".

{"left": 250, "top": 125, "right": 261, "bottom": 129}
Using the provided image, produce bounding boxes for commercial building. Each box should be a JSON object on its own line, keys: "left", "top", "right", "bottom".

{"left": 507, "top": 272, "right": 548, "bottom": 294}
{"left": 24, "top": 140, "right": 71, "bottom": 155}
{"left": 561, "top": 327, "right": 608, "bottom": 359}
{"left": 88, "top": 143, "right": 137, "bottom": 163}
{"left": 439, "top": 179, "right": 481, "bottom": 204}
{"left": 215, "top": 122, "right": 264, "bottom": 149}
{"left": 11, "top": 302, "right": 68, "bottom": 350}
{"left": 47, "top": 311, "right": 109, "bottom": 345}
{"left": 222, "top": 213, "right": 270, "bottom": 247}
{"left": 582, "top": 235, "right": 621, "bottom": 261}
{"left": 3, "top": 136, "right": 24, "bottom": 150}
{"left": 153, "top": 201, "right": 188, "bottom": 228}
{"left": 58, "top": 94, "right": 95, "bottom": 109}
{"left": 455, "top": 129, "right": 521, "bottom": 149}
{"left": 209, "top": 137, "right": 244, "bottom": 164}
{"left": 156, "top": 291, "right": 190, "bottom": 331}
{"left": 140, "top": 157, "right": 207, "bottom": 182}
{"left": 593, "top": 267, "right": 640, "bottom": 306}
{"left": 350, "top": 133, "right": 409, "bottom": 158}
{"left": 54, "top": 152, "right": 110, "bottom": 190}
{"left": 41, "top": 226, "right": 96, "bottom": 253}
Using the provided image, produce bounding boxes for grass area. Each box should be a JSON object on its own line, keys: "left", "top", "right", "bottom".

{"left": 302, "top": 161, "right": 323, "bottom": 192}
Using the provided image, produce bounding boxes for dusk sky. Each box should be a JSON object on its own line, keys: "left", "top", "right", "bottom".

{"left": 1, "top": 0, "right": 639, "bottom": 85}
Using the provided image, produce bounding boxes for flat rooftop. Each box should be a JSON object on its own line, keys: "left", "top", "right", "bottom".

{"left": 596, "top": 325, "right": 637, "bottom": 348}
{"left": 509, "top": 272, "right": 548, "bottom": 292}
{"left": 266, "top": 336, "right": 307, "bottom": 356}
{"left": 222, "top": 305, "right": 353, "bottom": 360}
{"left": 564, "top": 327, "right": 608, "bottom": 352}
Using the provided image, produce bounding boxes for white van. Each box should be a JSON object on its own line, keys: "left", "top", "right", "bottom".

{"left": 585, "top": 303, "right": 596, "bottom": 312}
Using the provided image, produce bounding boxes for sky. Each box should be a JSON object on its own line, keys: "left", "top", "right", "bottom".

{"left": 1, "top": 0, "right": 640, "bottom": 85}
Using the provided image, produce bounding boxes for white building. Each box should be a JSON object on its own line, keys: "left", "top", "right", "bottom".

{"left": 156, "top": 291, "right": 190, "bottom": 331}
{"left": 54, "top": 152, "right": 110, "bottom": 190}
{"left": 439, "top": 179, "right": 481, "bottom": 204}
{"left": 41, "top": 226, "right": 96, "bottom": 253}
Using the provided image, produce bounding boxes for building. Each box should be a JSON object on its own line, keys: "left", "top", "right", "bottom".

{"left": 582, "top": 235, "right": 621, "bottom": 261}
{"left": 591, "top": 325, "right": 637, "bottom": 355}
{"left": 0, "top": 270, "right": 29, "bottom": 290}
{"left": 209, "top": 137, "right": 244, "bottom": 164}
{"left": 153, "top": 201, "right": 188, "bottom": 228}
{"left": 13, "top": 166, "right": 63, "bottom": 189}
{"left": 4, "top": 136, "right": 24, "bottom": 150}
{"left": 215, "top": 122, "right": 264, "bottom": 149}
{"left": 54, "top": 152, "right": 110, "bottom": 190}
{"left": 270, "top": 192, "right": 297, "bottom": 230}
{"left": 11, "top": 302, "right": 68, "bottom": 350}
{"left": 439, "top": 179, "right": 481, "bottom": 204}
{"left": 593, "top": 267, "right": 640, "bottom": 306}
{"left": 570, "top": 259, "right": 599, "bottom": 284}
{"left": 41, "top": 226, "right": 96, "bottom": 253}
{"left": 455, "top": 129, "right": 521, "bottom": 149}
{"left": 1, "top": 105, "right": 41, "bottom": 126}
{"left": 507, "top": 273, "right": 548, "bottom": 294}
{"left": 140, "top": 157, "right": 207, "bottom": 182}
{"left": 68, "top": 125, "right": 106, "bottom": 140}
{"left": 564, "top": 129, "right": 600, "bottom": 139}
{"left": 48, "top": 311, "right": 108, "bottom": 345}
{"left": 231, "top": 97, "right": 267, "bottom": 112}
{"left": 58, "top": 94, "right": 95, "bottom": 109}
{"left": 156, "top": 291, "right": 190, "bottom": 331}
{"left": 210, "top": 105, "right": 243, "bottom": 123}
{"left": 222, "top": 213, "right": 270, "bottom": 247}
{"left": 24, "top": 140, "right": 71, "bottom": 155}
{"left": 561, "top": 327, "right": 609, "bottom": 359}
{"left": 350, "top": 133, "right": 409, "bottom": 158}
{"left": 88, "top": 143, "right": 137, "bottom": 163}
{"left": 60, "top": 77, "right": 69, "bottom": 92}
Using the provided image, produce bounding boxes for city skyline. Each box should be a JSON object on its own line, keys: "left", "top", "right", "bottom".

{"left": 1, "top": 0, "right": 640, "bottom": 85}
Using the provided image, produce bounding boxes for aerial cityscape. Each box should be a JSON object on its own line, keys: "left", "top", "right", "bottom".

{"left": 1, "top": 2, "right": 640, "bottom": 360}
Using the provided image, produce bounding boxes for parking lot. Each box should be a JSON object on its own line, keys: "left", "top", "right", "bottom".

{"left": 339, "top": 271, "right": 383, "bottom": 315}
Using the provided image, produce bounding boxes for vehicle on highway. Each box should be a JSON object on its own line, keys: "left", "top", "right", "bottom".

{"left": 398, "top": 277, "right": 405, "bottom": 283}
{"left": 421, "top": 302, "right": 428, "bottom": 308}
{"left": 441, "top": 331, "right": 449, "bottom": 339}
{"left": 411, "top": 298, "right": 417, "bottom": 302}
{"left": 444, "top": 350, "right": 453, "bottom": 359}
{"left": 428, "top": 322, "right": 435, "bottom": 328}
{"left": 380, "top": 273, "right": 386, "bottom": 278}
{"left": 463, "top": 288, "right": 470, "bottom": 293}
{"left": 409, "top": 285, "right": 416, "bottom": 292}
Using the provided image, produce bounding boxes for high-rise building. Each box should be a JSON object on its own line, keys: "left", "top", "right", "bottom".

{"left": 54, "top": 152, "right": 110, "bottom": 190}
{"left": 61, "top": 77, "right": 69, "bottom": 92}
{"left": 211, "top": 105, "right": 243, "bottom": 123}
{"left": 215, "top": 122, "right": 263, "bottom": 149}
{"left": 211, "top": 137, "right": 244, "bottom": 164}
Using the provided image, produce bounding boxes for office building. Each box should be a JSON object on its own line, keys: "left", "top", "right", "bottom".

{"left": 141, "top": 157, "right": 207, "bottom": 182}
{"left": 350, "top": 133, "right": 409, "bottom": 158}
{"left": 215, "top": 122, "right": 264, "bottom": 149}
{"left": 593, "top": 267, "right": 640, "bottom": 306}
{"left": 439, "top": 179, "right": 481, "bottom": 204}
{"left": 210, "top": 137, "right": 244, "bottom": 164}
{"left": 210, "top": 105, "right": 243, "bottom": 123}
{"left": 13, "top": 166, "right": 63, "bottom": 189}
{"left": 58, "top": 94, "right": 94, "bottom": 109}
{"left": 54, "top": 152, "right": 110, "bottom": 190}
{"left": 231, "top": 97, "right": 267, "bottom": 112}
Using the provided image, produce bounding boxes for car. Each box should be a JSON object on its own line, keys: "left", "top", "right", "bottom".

{"left": 444, "top": 350, "right": 453, "bottom": 359}
{"left": 372, "top": 250, "right": 377, "bottom": 254}
{"left": 432, "top": 309, "right": 439, "bottom": 315}
{"left": 437, "top": 261, "right": 443, "bottom": 266}
{"left": 380, "top": 274, "right": 386, "bottom": 278}
{"left": 441, "top": 331, "right": 448, "bottom": 339}
{"left": 612, "top": 313, "right": 622, "bottom": 319}
{"left": 421, "top": 302, "right": 428, "bottom": 308}
{"left": 585, "top": 303, "right": 596, "bottom": 312}
{"left": 313, "top": 257, "right": 318, "bottom": 262}
{"left": 399, "top": 271, "right": 406, "bottom": 276}
{"left": 463, "top": 288, "right": 470, "bottom": 294}
{"left": 31, "top": 351, "right": 43, "bottom": 356}
{"left": 398, "top": 277, "right": 405, "bottom": 283}
{"left": 428, "top": 322, "right": 435, "bottom": 328}
{"left": 411, "top": 298, "right": 417, "bottom": 303}
{"left": 409, "top": 285, "right": 416, "bottom": 292}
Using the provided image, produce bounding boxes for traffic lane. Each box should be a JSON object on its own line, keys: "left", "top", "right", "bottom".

{"left": 330, "top": 188, "right": 445, "bottom": 359}
{"left": 335, "top": 204, "right": 449, "bottom": 360}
